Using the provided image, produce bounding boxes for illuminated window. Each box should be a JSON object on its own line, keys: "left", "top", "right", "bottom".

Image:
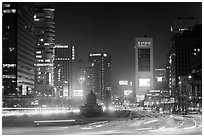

{"left": 3, "top": 9, "right": 16, "bottom": 13}
{"left": 138, "top": 49, "right": 150, "bottom": 71}
{"left": 73, "top": 90, "right": 83, "bottom": 96}
{"left": 139, "top": 78, "right": 150, "bottom": 87}
{"left": 9, "top": 47, "right": 14, "bottom": 51}
{"left": 3, "top": 75, "right": 16, "bottom": 79}
{"left": 36, "top": 55, "right": 42, "bottom": 58}
{"left": 36, "top": 51, "right": 42, "bottom": 54}
{"left": 44, "top": 43, "right": 50, "bottom": 46}
{"left": 39, "top": 39, "right": 44, "bottom": 42}
{"left": 157, "top": 77, "right": 163, "bottom": 82}
{"left": 3, "top": 64, "right": 16, "bottom": 68}
{"left": 45, "top": 59, "right": 50, "bottom": 62}
{"left": 3, "top": 4, "right": 10, "bottom": 7}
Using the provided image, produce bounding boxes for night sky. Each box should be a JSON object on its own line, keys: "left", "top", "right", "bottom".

{"left": 51, "top": 2, "right": 201, "bottom": 87}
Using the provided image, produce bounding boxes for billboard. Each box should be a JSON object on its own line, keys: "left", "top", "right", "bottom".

{"left": 73, "top": 89, "right": 83, "bottom": 97}
{"left": 139, "top": 78, "right": 150, "bottom": 87}
{"left": 124, "top": 90, "right": 132, "bottom": 96}
{"left": 119, "top": 80, "right": 128, "bottom": 86}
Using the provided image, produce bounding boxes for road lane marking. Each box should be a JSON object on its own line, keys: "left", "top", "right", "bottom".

{"left": 178, "top": 121, "right": 184, "bottom": 127}
{"left": 34, "top": 119, "right": 76, "bottom": 123}
{"left": 81, "top": 126, "right": 92, "bottom": 129}
{"left": 96, "top": 124, "right": 103, "bottom": 128}
{"left": 144, "top": 119, "right": 158, "bottom": 124}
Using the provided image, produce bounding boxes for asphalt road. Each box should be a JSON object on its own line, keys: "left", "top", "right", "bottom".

{"left": 2, "top": 111, "right": 202, "bottom": 135}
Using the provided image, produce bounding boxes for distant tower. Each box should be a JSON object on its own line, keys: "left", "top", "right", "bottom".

{"left": 54, "top": 44, "right": 77, "bottom": 98}
{"left": 88, "top": 52, "right": 111, "bottom": 104}
{"left": 135, "top": 35, "right": 154, "bottom": 104}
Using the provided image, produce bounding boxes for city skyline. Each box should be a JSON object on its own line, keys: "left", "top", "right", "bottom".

{"left": 2, "top": 2, "right": 202, "bottom": 135}
{"left": 51, "top": 2, "right": 202, "bottom": 86}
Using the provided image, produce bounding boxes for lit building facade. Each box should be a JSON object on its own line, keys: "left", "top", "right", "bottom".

{"left": 135, "top": 36, "right": 154, "bottom": 104}
{"left": 88, "top": 52, "right": 111, "bottom": 105}
{"left": 54, "top": 44, "right": 77, "bottom": 98}
{"left": 34, "top": 5, "right": 55, "bottom": 97}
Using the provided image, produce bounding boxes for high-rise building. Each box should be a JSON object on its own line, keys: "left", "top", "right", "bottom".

{"left": 3, "top": 3, "right": 36, "bottom": 107}
{"left": 135, "top": 36, "right": 154, "bottom": 104}
{"left": 78, "top": 66, "right": 95, "bottom": 98}
{"left": 170, "top": 18, "right": 202, "bottom": 112}
{"left": 34, "top": 5, "right": 55, "bottom": 97}
{"left": 17, "top": 3, "right": 35, "bottom": 96}
{"left": 88, "top": 52, "right": 111, "bottom": 105}
{"left": 2, "top": 3, "right": 18, "bottom": 97}
{"left": 54, "top": 44, "right": 77, "bottom": 98}
{"left": 3, "top": 3, "right": 35, "bottom": 97}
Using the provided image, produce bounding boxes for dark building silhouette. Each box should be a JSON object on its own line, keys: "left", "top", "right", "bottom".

{"left": 170, "top": 18, "right": 202, "bottom": 112}
{"left": 88, "top": 51, "right": 111, "bottom": 105}
{"left": 2, "top": 3, "right": 18, "bottom": 97}
{"left": 3, "top": 3, "right": 35, "bottom": 97}
{"left": 3, "top": 3, "right": 35, "bottom": 107}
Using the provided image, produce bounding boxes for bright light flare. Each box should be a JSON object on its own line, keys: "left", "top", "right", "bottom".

{"left": 71, "top": 109, "right": 80, "bottom": 113}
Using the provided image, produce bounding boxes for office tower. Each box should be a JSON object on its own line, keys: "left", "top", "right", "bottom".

{"left": 3, "top": 3, "right": 35, "bottom": 107}
{"left": 79, "top": 66, "right": 95, "bottom": 98}
{"left": 17, "top": 3, "right": 35, "bottom": 96}
{"left": 34, "top": 5, "right": 55, "bottom": 97}
{"left": 135, "top": 35, "right": 154, "bottom": 104}
{"left": 3, "top": 3, "right": 35, "bottom": 96}
{"left": 170, "top": 18, "right": 202, "bottom": 111}
{"left": 54, "top": 44, "right": 77, "bottom": 98}
{"left": 88, "top": 52, "right": 111, "bottom": 105}
{"left": 2, "top": 3, "right": 18, "bottom": 97}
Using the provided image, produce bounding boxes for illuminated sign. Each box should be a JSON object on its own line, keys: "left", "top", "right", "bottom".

{"left": 137, "top": 41, "right": 151, "bottom": 47}
{"left": 63, "top": 85, "right": 68, "bottom": 97}
{"left": 89, "top": 53, "right": 102, "bottom": 56}
{"left": 73, "top": 90, "right": 83, "bottom": 96}
{"left": 139, "top": 78, "right": 150, "bottom": 87}
{"left": 124, "top": 90, "right": 132, "bottom": 95}
{"left": 136, "top": 95, "right": 145, "bottom": 102}
{"left": 157, "top": 77, "right": 163, "bottom": 82}
{"left": 119, "top": 80, "right": 128, "bottom": 85}
{"left": 149, "top": 90, "right": 160, "bottom": 93}
{"left": 48, "top": 73, "right": 52, "bottom": 85}
{"left": 72, "top": 46, "right": 75, "bottom": 60}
